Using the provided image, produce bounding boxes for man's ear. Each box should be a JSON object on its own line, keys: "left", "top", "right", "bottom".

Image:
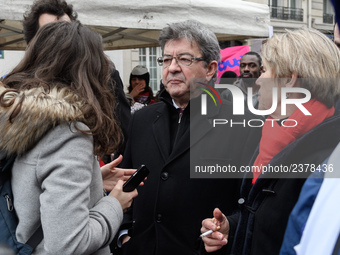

{"left": 206, "top": 60, "right": 218, "bottom": 80}
{"left": 286, "top": 73, "right": 299, "bottom": 88}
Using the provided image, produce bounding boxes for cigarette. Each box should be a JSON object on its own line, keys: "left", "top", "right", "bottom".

{"left": 200, "top": 229, "right": 213, "bottom": 238}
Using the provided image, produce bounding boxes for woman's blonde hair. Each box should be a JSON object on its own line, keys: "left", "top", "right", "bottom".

{"left": 262, "top": 28, "right": 340, "bottom": 107}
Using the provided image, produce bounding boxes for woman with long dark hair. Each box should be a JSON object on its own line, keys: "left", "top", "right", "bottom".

{"left": 0, "top": 21, "right": 137, "bottom": 254}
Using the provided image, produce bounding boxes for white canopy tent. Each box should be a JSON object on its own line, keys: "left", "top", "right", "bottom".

{"left": 0, "top": 0, "right": 270, "bottom": 50}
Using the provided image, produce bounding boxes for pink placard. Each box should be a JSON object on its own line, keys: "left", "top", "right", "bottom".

{"left": 217, "top": 45, "right": 250, "bottom": 80}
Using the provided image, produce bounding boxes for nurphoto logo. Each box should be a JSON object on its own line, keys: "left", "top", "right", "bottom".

{"left": 198, "top": 82, "right": 311, "bottom": 128}
{"left": 206, "top": 84, "right": 311, "bottom": 116}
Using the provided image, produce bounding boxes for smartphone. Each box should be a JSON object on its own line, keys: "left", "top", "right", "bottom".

{"left": 123, "top": 165, "right": 150, "bottom": 192}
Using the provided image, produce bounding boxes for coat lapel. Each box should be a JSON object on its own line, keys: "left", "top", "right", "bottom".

{"left": 152, "top": 104, "right": 171, "bottom": 162}
{"left": 152, "top": 93, "right": 221, "bottom": 166}
{"left": 166, "top": 119, "right": 190, "bottom": 163}
{"left": 166, "top": 96, "right": 218, "bottom": 164}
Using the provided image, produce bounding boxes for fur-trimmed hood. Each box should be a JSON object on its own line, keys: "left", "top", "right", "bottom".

{"left": 0, "top": 86, "right": 85, "bottom": 156}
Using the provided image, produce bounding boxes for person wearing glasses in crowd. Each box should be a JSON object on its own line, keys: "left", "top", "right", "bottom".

{"left": 115, "top": 20, "right": 261, "bottom": 255}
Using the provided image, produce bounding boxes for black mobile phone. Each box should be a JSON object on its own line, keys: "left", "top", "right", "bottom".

{"left": 123, "top": 165, "right": 150, "bottom": 192}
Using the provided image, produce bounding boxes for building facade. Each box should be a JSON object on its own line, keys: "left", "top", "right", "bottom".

{"left": 247, "top": 0, "right": 334, "bottom": 57}
{"left": 248, "top": 0, "right": 334, "bottom": 33}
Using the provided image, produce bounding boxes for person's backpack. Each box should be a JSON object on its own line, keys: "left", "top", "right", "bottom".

{"left": 0, "top": 154, "right": 43, "bottom": 254}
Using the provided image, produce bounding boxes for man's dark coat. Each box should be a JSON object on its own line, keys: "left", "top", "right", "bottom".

{"left": 120, "top": 90, "right": 262, "bottom": 255}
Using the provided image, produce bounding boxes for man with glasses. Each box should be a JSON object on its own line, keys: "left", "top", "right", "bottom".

{"left": 118, "top": 20, "right": 261, "bottom": 255}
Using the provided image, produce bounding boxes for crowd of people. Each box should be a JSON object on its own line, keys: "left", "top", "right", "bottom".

{"left": 1, "top": 0, "right": 340, "bottom": 255}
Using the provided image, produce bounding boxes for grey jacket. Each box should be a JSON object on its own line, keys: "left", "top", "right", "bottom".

{"left": 0, "top": 86, "right": 123, "bottom": 255}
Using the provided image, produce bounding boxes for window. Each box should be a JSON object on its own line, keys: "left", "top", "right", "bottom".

{"left": 289, "top": 0, "right": 303, "bottom": 21}
{"left": 269, "top": 0, "right": 303, "bottom": 21}
{"left": 139, "top": 47, "right": 162, "bottom": 93}
{"left": 289, "top": 0, "right": 302, "bottom": 9}
{"left": 323, "top": 0, "right": 334, "bottom": 24}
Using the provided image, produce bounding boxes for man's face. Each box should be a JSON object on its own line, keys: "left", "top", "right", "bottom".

{"left": 239, "top": 55, "right": 260, "bottom": 83}
{"left": 38, "top": 13, "right": 71, "bottom": 28}
{"left": 162, "top": 38, "right": 216, "bottom": 106}
{"left": 334, "top": 23, "right": 340, "bottom": 50}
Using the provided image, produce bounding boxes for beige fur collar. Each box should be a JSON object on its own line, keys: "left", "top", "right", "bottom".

{"left": 0, "top": 86, "right": 85, "bottom": 156}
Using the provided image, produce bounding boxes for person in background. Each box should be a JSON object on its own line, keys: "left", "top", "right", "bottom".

{"left": 216, "top": 70, "right": 237, "bottom": 94}
{"left": 154, "top": 79, "right": 165, "bottom": 102}
{"left": 220, "top": 70, "right": 237, "bottom": 83}
{"left": 126, "top": 65, "right": 155, "bottom": 107}
{"left": 201, "top": 28, "right": 340, "bottom": 255}
{"left": 221, "top": 52, "right": 262, "bottom": 109}
{"left": 23, "top": 0, "right": 131, "bottom": 161}
{"left": 116, "top": 19, "right": 261, "bottom": 255}
{"left": 0, "top": 21, "right": 138, "bottom": 255}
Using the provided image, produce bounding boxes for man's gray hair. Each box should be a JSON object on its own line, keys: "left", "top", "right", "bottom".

{"left": 158, "top": 20, "right": 221, "bottom": 66}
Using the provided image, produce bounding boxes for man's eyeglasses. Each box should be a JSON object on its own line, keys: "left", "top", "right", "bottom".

{"left": 157, "top": 54, "right": 205, "bottom": 67}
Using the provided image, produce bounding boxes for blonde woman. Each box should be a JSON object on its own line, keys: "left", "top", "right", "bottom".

{"left": 201, "top": 28, "right": 340, "bottom": 255}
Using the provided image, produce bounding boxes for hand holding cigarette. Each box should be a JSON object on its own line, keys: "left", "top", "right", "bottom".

{"left": 200, "top": 208, "right": 230, "bottom": 253}
{"left": 200, "top": 226, "right": 221, "bottom": 238}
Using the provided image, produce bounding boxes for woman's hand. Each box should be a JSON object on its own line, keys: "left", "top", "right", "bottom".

{"left": 201, "top": 208, "right": 229, "bottom": 252}
{"left": 109, "top": 180, "right": 138, "bottom": 211}
{"left": 129, "top": 84, "right": 145, "bottom": 98}
{"left": 101, "top": 155, "right": 136, "bottom": 192}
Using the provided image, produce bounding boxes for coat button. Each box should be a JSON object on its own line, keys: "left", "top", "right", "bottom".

{"left": 156, "top": 213, "right": 162, "bottom": 223}
{"left": 161, "top": 172, "right": 169, "bottom": 180}
{"left": 238, "top": 198, "right": 245, "bottom": 205}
